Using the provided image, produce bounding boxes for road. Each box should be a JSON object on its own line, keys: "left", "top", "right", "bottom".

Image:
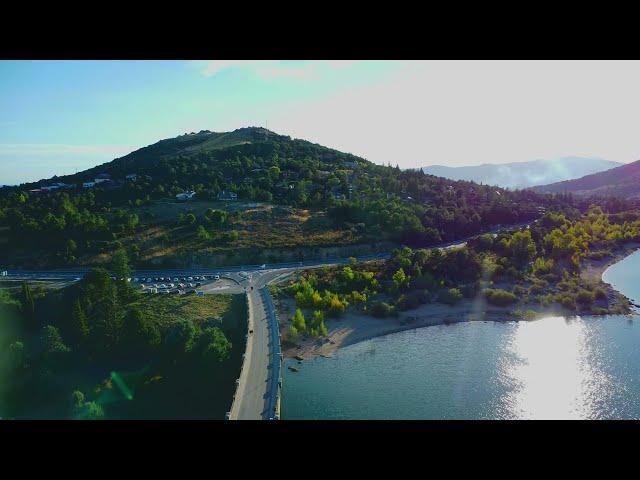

{"left": 227, "top": 269, "right": 290, "bottom": 420}
{"left": 1, "top": 218, "right": 536, "bottom": 282}
{"left": 0, "top": 219, "right": 537, "bottom": 420}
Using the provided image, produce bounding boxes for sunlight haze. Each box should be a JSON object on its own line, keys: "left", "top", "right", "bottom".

{"left": 2, "top": 60, "right": 640, "bottom": 184}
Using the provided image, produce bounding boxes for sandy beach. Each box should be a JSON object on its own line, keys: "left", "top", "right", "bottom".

{"left": 276, "top": 242, "right": 640, "bottom": 360}
{"left": 277, "top": 296, "right": 574, "bottom": 360}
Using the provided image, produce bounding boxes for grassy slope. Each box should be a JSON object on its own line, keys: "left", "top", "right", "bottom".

{"left": 84, "top": 200, "right": 364, "bottom": 268}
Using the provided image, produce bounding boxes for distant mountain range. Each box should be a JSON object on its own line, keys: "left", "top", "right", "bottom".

{"left": 532, "top": 159, "right": 640, "bottom": 199}
{"left": 422, "top": 157, "right": 622, "bottom": 190}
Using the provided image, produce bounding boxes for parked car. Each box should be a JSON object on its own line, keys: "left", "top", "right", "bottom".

{"left": 214, "top": 275, "right": 220, "bottom": 280}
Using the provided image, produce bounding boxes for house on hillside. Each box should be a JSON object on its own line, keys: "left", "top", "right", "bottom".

{"left": 217, "top": 190, "right": 238, "bottom": 201}
{"left": 125, "top": 173, "right": 138, "bottom": 181}
{"left": 95, "top": 173, "right": 111, "bottom": 184}
{"left": 83, "top": 182, "right": 96, "bottom": 188}
{"left": 176, "top": 190, "right": 196, "bottom": 202}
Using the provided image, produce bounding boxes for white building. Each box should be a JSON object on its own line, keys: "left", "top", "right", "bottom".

{"left": 176, "top": 190, "right": 196, "bottom": 201}
{"left": 83, "top": 182, "right": 96, "bottom": 188}
{"left": 125, "top": 174, "right": 138, "bottom": 181}
{"left": 217, "top": 190, "right": 238, "bottom": 201}
{"left": 94, "top": 173, "right": 111, "bottom": 184}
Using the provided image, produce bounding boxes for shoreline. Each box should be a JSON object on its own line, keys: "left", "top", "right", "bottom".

{"left": 278, "top": 242, "right": 640, "bottom": 361}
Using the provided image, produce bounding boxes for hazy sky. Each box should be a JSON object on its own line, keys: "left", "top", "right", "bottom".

{"left": 2, "top": 60, "right": 640, "bottom": 185}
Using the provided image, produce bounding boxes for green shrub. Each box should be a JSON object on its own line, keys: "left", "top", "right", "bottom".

{"left": 396, "top": 290, "right": 429, "bottom": 311}
{"left": 371, "top": 302, "right": 395, "bottom": 318}
{"left": 438, "top": 288, "right": 463, "bottom": 305}
{"left": 576, "top": 290, "right": 595, "bottom": 306}
{"left": 532, "top": 257, "right": 554, "bottom": 276}
{"left": 512, "top": 309, "right": 538, "bottom": 320}
{"left": 594, "top": 287, "right": 607, "bottom": 300}
{"left": 483, "top": 288, "right": 518, "bottom": 306}
{"left": 558, "top": 294, "right": 576, "bottom": 310}
{"left": 513, "top": 285, "right": 527, "bottom": 296}
{"left": 528, "top": 279, "right": 548, "bottom": 295}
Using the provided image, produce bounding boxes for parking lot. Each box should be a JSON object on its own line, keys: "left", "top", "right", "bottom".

{"left": 133, "top": 274, "right": 221, "bottom": 296}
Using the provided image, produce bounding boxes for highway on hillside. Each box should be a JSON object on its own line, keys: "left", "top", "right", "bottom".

{"left": 1, "top": 219, "right": 536, "bottom": 282}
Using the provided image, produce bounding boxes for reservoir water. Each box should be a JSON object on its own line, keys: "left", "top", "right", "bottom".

{"left": 283, "top": 249, "right": 640, "bottom": 419}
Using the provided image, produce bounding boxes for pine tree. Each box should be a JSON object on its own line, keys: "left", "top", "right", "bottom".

{"left": 71, "top": 299, "right": 89, "bottom": 343}
{"left": 292, "top": 308, "right": 306, "bottom": 332}
{"left": 20, "top": 282, "right": 36, "bottom": 330}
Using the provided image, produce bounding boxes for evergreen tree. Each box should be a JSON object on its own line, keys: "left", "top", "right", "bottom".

{"left": 110, "top": 248, "right": 131, "bottom": 280}
{"left": 70, "top": 298, "right": 89, "bottom": 344}
{"left": 292, "top": 308, "right": 306, "bottom": 332}
{"left": 20, "top": 282, "right": 36, "bottom": 330}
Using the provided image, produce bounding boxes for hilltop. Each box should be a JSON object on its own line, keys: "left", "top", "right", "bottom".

{"left": 422, "top": 157, "right": 621, "bottom": 190}
{"left": 532, "top": 159, "right": 640, "bottom": 199}
{"left": 0, "top": 127, "right": 577, "bottom": 269}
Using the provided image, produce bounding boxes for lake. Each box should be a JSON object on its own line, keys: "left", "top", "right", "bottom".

{"left": 282, "top": 249, "right": 640, "bottom": 419}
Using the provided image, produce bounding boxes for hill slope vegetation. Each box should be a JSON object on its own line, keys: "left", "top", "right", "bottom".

{"left": 0, "top": 127, "right": 597, "bottom": 268}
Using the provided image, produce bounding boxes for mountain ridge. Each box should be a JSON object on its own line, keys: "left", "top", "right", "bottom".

{"left": 531, "top": 158, "right": 640, "bottom": 199}
{"left": 422, "top": 156, "right": 622, "bottom": 190}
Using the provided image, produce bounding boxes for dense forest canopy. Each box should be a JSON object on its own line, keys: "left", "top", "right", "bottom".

{"left": 0, "top": 266, "right": 244, "bottom": 419}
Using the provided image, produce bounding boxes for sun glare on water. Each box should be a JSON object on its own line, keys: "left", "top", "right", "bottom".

{"left": 496, "top": 316, "right": 618, "bottom": 420}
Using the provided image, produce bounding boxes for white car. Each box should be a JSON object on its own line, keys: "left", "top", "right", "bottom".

{"left": 214, "top": 275, "right": 220, "bottom": 280}
{"left": 187, "top": 276, "right": 193, "bottom": 281}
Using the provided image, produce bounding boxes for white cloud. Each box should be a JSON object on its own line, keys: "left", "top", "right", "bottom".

{"left": 267, "top": 61, "right": 640, "bottom": 168}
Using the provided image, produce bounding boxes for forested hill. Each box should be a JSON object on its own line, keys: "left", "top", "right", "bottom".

{"left": 0, "top": 127, "right": 607, "bottom": 268}
{"left": 46, "top": 127, "right": 364, "bottom": 187}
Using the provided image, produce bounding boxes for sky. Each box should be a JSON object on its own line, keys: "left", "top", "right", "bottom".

{"left": 2, "top": 60, "right": 640, "bottom": 185}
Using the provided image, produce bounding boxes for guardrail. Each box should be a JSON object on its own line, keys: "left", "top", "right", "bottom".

{"left": 260, "top": 287, "right": 282, "bottom": 420}
{"left": 226, "top": 293, "right": 251, "bottom": 420}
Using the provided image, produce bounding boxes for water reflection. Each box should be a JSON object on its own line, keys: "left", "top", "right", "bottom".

{"left": 284, "top": 315, "right": 640, "bottom": 420}
{"left": 497, "top": 316, "right": 617, "bottom": 419}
